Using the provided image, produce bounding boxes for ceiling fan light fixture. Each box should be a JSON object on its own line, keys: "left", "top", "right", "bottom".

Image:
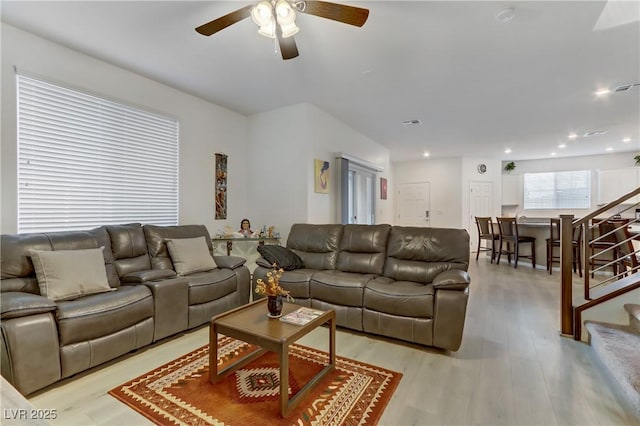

{"left": 258, "top": 22, "right": 276, "bottom": 38}
{"left": 279, "top": 22, "right": 299, "bottom": 38}
{"left": 251, "top": 1, "right": 274, "bottom": 27}
{"left": 275, "top": 0, "right": 296, "bottom": 23}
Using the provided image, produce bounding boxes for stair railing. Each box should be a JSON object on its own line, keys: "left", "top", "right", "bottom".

{"left": 560, "top": 186, "right": 640, "bottom": 339}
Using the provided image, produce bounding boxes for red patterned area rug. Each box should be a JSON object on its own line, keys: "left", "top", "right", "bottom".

{"left": 109, "top": 336, "right": 402, "bottom": 425}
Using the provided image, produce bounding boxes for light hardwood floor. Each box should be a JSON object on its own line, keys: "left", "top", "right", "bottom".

{"left": 25, "top": 258, "right": 640, "bottom": 425}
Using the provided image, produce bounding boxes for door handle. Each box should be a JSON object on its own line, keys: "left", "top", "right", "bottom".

{"left": 425, "top": 210, "right": 429, "bottom": 218}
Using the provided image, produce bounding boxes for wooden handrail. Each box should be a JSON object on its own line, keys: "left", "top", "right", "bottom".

{"left": 560, "top": 186, "right": 640, "bottom": 337}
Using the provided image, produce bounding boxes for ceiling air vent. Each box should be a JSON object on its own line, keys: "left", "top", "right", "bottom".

{"left": 583, "top": 130, "right": 608, "bottom": 137}
{"left": 402, "top": 119, "right": 422, "bottom": 126}
{"left": 614, "top": 83, "right": 639, "bottom": 92}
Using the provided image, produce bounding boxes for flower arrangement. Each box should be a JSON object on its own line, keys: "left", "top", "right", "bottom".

{"left": 255, "top": 264, "right": 294, "bottom": 301}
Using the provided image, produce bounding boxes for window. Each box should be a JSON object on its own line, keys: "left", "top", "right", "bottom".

{"left": 523, "top": 170, "right": 591, "bottom": 209}
{"left": 17, "top": 74, "right": 179, "bottom": 233}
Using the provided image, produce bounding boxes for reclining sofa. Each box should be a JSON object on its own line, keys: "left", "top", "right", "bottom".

{"left": 253, "top": 224, "right": 471, "bottom": 351}
{"left": 1, "top": 223, "right": 250, "bottom": 395}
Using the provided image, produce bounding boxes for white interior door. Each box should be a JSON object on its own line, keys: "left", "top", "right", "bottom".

{"left": 398, "top": 182, "right": 430, "bottom": 226}
{"left": 469, "top": 181, "right": 493, "bottom": 250}
{"left": 348, "top": 167, "right": 375, "bottom": 224}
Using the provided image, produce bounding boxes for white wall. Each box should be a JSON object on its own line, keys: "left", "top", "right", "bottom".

{"left": 393, "top": 157, "right": 464, "bottom": 229}
{"left": 305, "top": 104, "right": 392, "bottom": 225}
{"left": 1, "top": 23, "right": 249, "bottom": 235}
{"left": 247, "top": 103, "right": 391, "bottom": 242}
{"left": 500, "top": 152, "right": 635, "bottom": 219}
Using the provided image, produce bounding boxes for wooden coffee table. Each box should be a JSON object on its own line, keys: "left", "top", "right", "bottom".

{"left": 209, "top": 299, "right": 336, "bottom": 417}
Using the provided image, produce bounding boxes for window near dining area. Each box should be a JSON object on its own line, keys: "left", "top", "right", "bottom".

{"left": 523, "top": 170, "right": 591, "bottom": 209}
{"left": 17, "top": 74, "right": 179, "bottom": 233}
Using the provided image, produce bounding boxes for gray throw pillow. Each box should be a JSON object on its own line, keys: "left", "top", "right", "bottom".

{"left": 257, "top": 245, "right": 305, "bottom": 271}
{"left": 29, "top": 247, "right": 113, "bottom": 301}
{"left": 166, "top": 236, "right": 217, "bottom": 275}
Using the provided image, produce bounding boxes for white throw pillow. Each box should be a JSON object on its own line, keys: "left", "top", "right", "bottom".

{"left": 166, "top": 236, "right": 217, "bottom": 276}
{"left": 30, "top": 247, "right": 113, "bottom": 301}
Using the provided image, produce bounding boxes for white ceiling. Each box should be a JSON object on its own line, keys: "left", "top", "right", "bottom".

{"left": 2, "top": 1, "right": 639, "bottom": 162}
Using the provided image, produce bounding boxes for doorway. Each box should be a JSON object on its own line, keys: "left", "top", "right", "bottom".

{"left": 469, "top": 181, "right": 494, "bottom": 251}
{"left": 398, "top": 182, "right": 430, "bottom": 226}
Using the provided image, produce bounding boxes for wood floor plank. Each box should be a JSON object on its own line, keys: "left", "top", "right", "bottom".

{"left": 24, "top": 257, "right": 639, "bottom": 425}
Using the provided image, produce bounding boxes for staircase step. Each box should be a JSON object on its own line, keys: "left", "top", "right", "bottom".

{"left": 585, "top": 321, "right": 640, "bottom": 416}
{"left": 625, "top": 304, "right": 640, "bottom": 334}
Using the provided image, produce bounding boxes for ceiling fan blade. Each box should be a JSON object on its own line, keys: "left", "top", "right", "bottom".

{"left": 298, "top": 1, "right": 369, "bottom": 27}
{"left": 195, "top": 5, "right": 253, "bottom": 36}
{"left": 277, "top": 28, "right": 299, "bottom": 60}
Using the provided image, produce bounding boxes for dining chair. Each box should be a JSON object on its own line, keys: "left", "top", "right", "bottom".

{"left": 496, "top": 217, "right": 536, "bottom": 268}
{"left": 475, "top": 216, "right": 499, "bottom": 263}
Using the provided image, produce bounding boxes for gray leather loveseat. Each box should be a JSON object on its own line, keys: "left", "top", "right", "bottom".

{"left": 253, "top": 224, "right": 471, "bottom": 351}
{"left": 1, "top": 223, "right": 250, "bottom": 395}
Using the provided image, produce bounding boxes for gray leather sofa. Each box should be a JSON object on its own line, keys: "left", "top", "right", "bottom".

{"left": 1, "top": 223, "right": 250, "bottom": 395}
{"left": 253, "top": 224, "right": 471, "bottom": 351}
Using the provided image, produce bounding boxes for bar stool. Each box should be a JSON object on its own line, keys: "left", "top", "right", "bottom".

{"left": 496, "top": 217, "right": 536, "bottom": 268}
{"left": 475, "top": 216, "right": 499, "bottom": 263}
{"left": 546, "top": 219, "right": 583, "bottom": 276}
{"left": 546, "top": 218, "right": 561, "bottom": 274}
{"left": 589, "top": 219, "right": 624, "bottom": 277}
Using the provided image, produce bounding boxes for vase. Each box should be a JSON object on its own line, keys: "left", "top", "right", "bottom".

{"left": 267, "top": 295, "right": 283, "bottom": 318}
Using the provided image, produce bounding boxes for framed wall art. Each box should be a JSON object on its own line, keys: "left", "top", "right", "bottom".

{"left": 215, "top": 153, "right": 227, "bottom": 220}
{"left": 314, "top": 159, "right": 330, "bottom": 194}
{"left": 380, "top": 177, "right": 387, "bottom": 200}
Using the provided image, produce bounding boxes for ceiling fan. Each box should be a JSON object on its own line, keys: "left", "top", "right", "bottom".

{"left": 195, "top": 0, "right": 369, "bottom": 60}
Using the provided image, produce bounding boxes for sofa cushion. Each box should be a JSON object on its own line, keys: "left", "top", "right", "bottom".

{"left": 144, "top": 224, "right": 213, "bottom": 271}
{"left": 286, "top": 224, "right": 343, "bottom": 270}
{"left": 55, "top": 285, "right": 153, "bottom": 346}
{"left": 166, "top": 236, "right": 217, "bottom": 276}
{"left": 364, "top": 277, "right": 434, "bottom": 318}
{"left": 105, "top": 223, "right": 151, "bottom": 278}
{"left": 336, "top": 224, "right": 390, "bottom": 275}
{"left": 254, "top": 267, "right": 316, "bottom": 298}
{"left": 29, "top": 248, "right": 114, "bottom": 301}
{"left": 257, "top": 245, "right": 305, "bottom": 271}
{"left": 383, "top": 226, "right": 470, "bottom": 284}
{"left": 186, "top": 269, "right": 237, "bottom": 305}
{"left": 310, "top": 270, "right": 376, "bottom": 307}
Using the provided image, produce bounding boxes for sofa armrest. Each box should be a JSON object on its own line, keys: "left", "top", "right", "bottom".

{"left": 139, "top": 277, "right": 189, "bottom": 341}
{"left": 432, "top": 269, "right": 470, "bottom": 291}
{"left": 121, "top": 269, "right": 177, "bottom": 283}
{"left": 213, "top": 255, "right": 246, "bottom": 270}
{"left": 255, "top": 257, "right": 272, "bottom": 268}
{"left": 1, "top": 292, "right": 57, "bottom": 319}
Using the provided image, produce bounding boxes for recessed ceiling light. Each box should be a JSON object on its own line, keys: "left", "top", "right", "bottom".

{"left": 605, "top": 147, "right": 613, "bottom": 152}
{"left": 550, "top": 152, "right": 557, "bottom": 156}
{"left": 558, "top": 144, "right": 567, "bottom": 149}
{"left": 623, "top": 137, "right": 631, "bottom": 143}
{"left": 495, "top": 7, "right": 515, "bottom": 22}
{"left": 595, "top": 88, "right": 611, "bottom": 96}
{"left": 423, "top": 152, "right": 430, "bottom": 158}
{"left": 504, "top": 148, "right": 512, "bottom": 154}
{"left": 568, "top": 133, "right": 578, "bottom": 139}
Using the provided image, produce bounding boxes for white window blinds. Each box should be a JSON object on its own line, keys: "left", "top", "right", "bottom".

{"left": 17, "top": 74, "right": 179, "bottom": 233}
{"left": 523, "top": 170, "right": 591, "bottom": 209}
